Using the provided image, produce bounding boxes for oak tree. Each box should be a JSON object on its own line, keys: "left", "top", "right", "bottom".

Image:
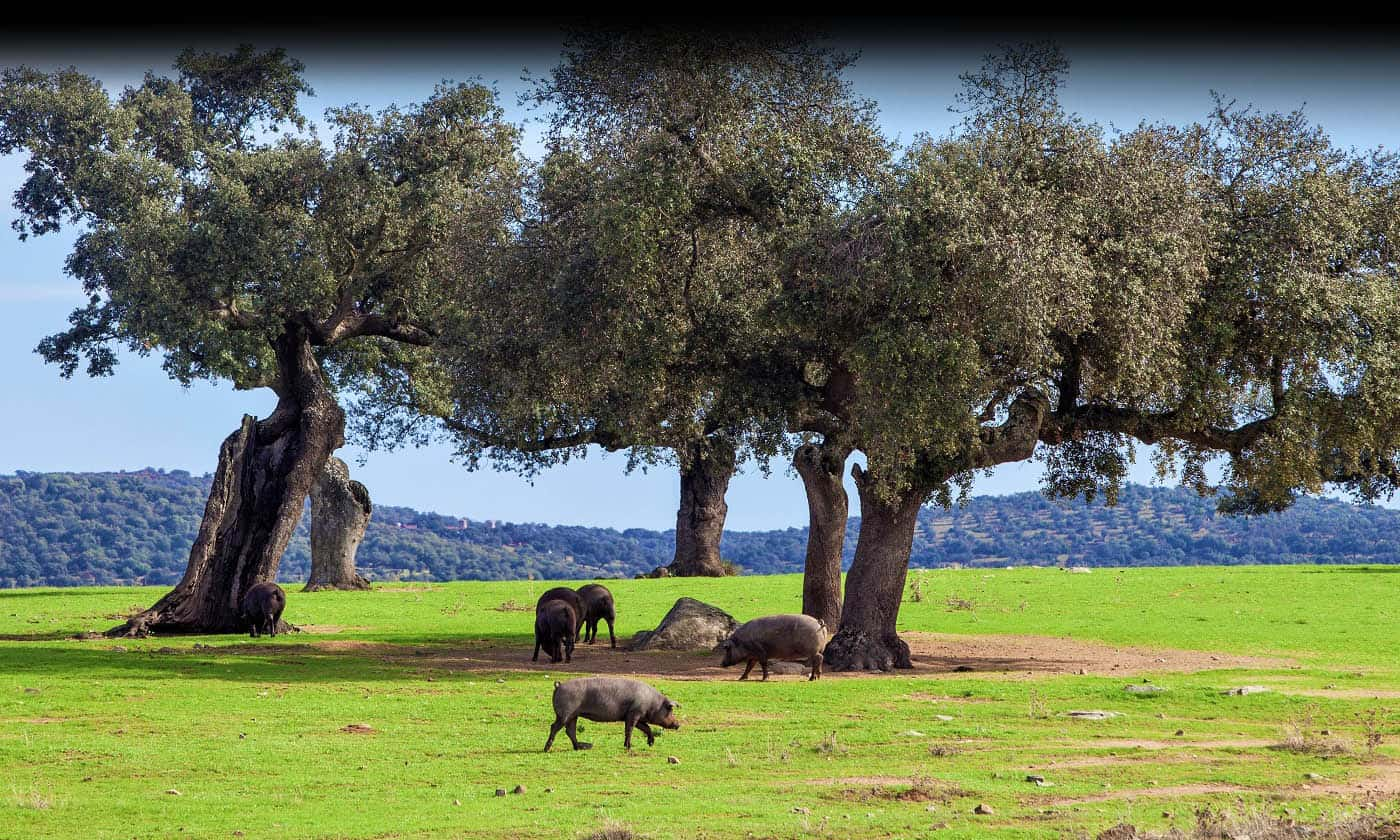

{"left": 0, "top": 47, "right": 519, "bottom": 634}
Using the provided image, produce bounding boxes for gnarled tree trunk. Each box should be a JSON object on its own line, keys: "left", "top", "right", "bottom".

{"left": 305, "top": 456, "right": 372, "bottom": 591}
{"left": 794, "top": 441, "right": 849, "bottom": 629}
{"left": 822, "top": 465, "right": 928, "bottom": 671}
{"left": 668, "top": 437, "right": 737, "bottom": 577}
{"left": 108, "top": 324, "right": 344, "bottom": 637}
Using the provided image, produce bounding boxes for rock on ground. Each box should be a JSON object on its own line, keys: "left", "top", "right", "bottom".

{"left": 629, "top": 597, "right": 739, "bottom": 651}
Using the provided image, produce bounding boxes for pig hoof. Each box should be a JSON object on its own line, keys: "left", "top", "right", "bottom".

{"left": 573, "top": 742, "right": 592, "bottom": 751}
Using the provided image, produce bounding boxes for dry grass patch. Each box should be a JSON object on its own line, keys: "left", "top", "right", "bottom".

{"left": 1094, "top": 806, "right": 1400, "bottom": 839}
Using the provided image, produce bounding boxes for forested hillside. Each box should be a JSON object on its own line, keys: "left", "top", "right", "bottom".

{"left": 1, "top": 470, "right": 1397, "bottom": 588}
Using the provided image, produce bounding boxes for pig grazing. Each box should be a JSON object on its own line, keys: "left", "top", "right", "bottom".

{"left": 544, "top": 677, "right": 680, "bottom": 751}
{"left": 240, "top": 582, "right": 286, "bottom": 638}
{"left": 719, "top": 614, "right": 826, "bottom": 681}
{"left": 536, "top": 587, "right": 586, "bottom": 634}
{"left": 533, "top": 600, "right": 577, "bottom": 664}
{"left": 575, "top": 583, "right": 616, "bottom": 648}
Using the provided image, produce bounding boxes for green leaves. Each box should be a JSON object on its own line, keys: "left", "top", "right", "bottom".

{"left": 2, "top": 49, "right": 520, "bottom": 407}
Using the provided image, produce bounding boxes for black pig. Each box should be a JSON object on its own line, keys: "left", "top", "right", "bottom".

{"left": 575, "top": 583, "right": 616, "bottom": 648}
{"left": 719, "top": 614, "right": 826, "bottom": 680}
{"left": 543, "top": 677, "right": 680, "bottom": 751}
{"left": 536, "top": 586, "right": 586, "bottom": 634}
{"left": 240, "top": 582, "right": 286, "bottom": 638}
{"left": 533, "top": 599, "right": 577, "bottom": 664}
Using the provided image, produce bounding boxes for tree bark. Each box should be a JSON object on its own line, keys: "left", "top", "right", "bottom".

{"left": 794, "top": 441, "right": 849, "bottom": 629}
{"left": 305, "top": 456, "right": 372, "bottom": 591}
{"left": 822, "top": 465, "right": 927, "bottom": 671}
{"left": 108, "top": 324, "right": 345, "bottom": 637}
{"left": 668, "top": 437, "right": 737, "bottom": 577}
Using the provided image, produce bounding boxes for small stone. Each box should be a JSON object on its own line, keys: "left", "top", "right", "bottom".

{"left": 1124, "top": 684, "right": 1167, "bottom": 694}
{"left": 452, "top": 799, "right": 461, "bottom": 806}
{"left": 511, "top": 785, "right": 525, "bottom": 795}
{"left": 1175, "top": 729, "right": 1185, "bottom": 736}
{"left": 494, "top": 789, "right": 506, "bottom": 797}
{"left": 1224, "top": 686, "right": 1270, "bottom": 696}
{"left": 1065, "top": 710, "right": 1122, "bottom": 720}
{"left": 165, "top": 789, "right": 182, "bottom": 796}
{"left": 973, "top": 803, "right": 994, "bottom": 815}
{"left": 898, "top": 730, "right": 926, "bottom": 738}
{"left": 933, "top": 715, "right": 955, "bottom": 721}
{"left": 1025, "top": 774, "right": 1046, "bottom": 784}
{"left": 1077, "top": 668, "right": 1088, "bottom": 675}
{"left": 1306, "top": 773, "right": 1326, "bottom": 781}
{"left": 667, "top": 756, "right": 680, "bottom": 764}
{"left": 792, "top": 807, "right": 810, "bottom": 815}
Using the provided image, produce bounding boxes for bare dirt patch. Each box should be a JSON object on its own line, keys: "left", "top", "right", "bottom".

{"left": 902, "top": 632, "right": 1292, "bottom": 676}
{"left": 324, "top": 631, "right": 1290, "bottom": 680}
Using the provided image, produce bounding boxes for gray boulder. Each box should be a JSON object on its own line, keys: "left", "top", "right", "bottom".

{"left": 629, "top": 597, "right": 738, "bottom": 651}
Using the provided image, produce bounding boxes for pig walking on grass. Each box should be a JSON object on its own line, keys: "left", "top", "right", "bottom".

{"left": 576, "top": 583, "right": 616, "bottom": 648}
{"left": 240, "top": 582, "right": 286, "bottom": 638}
{"left": 533, "top": 600, "right": 577, "bottom": 664}
{"left": 544, "top": 677, "right": 680, "bottom": 751}
{"left": 719, "top": 614, "right": 826, "bottom": 681}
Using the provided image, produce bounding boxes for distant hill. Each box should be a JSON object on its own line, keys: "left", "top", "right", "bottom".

{"left": 1, "top": 469, "right": 1397, "bottom": 588}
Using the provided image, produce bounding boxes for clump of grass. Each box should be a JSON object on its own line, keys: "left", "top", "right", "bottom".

{"left": 944, "top": 595, "right": 977, "bottom": 611}
{"left": 1028, "top": 687, "right": 1052, "bottom": 719}
{"left": 927, "top": 742, "right": 962, "bottom": 758}
{"left": 907, "top": 575, "right": 926, "bottom": 603}
{"left": 11, "top": 786, "right": 55, "bottom": 810}
{"left": 1277, "top": 704, "right": 1353, "bottom": 756}
{"left": 719, "top": 560, "right": 744, "bottom": 577}
{"left": 492, "top": 599, "right": 532, "bottom": 612}
{"left": 813, "top": 731, "right": 847, "bottom": 756}
{"left": 579, "top": 819, "right": 638, "bottom": 840}
{"left": 1359, "top": 708, "right": 1386, "bottom": 758}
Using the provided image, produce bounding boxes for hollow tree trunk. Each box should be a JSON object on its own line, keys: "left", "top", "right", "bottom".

{"left": 822, "top": 465, "right": 928, "bottom": 671}
{"left": 668, "top": 438, "right": 737, "bottom": 577}
{"left": 305, "top": 456, "right": 372, "bottom": 592}
{"left": 794, "top": 442, "right": 850, "bottom": 630}
{"left": 108, "top": 325, "right": 345, "bottom": 637}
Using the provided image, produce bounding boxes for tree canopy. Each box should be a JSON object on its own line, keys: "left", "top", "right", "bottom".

{"left": 1, "top": 45, "right": 520, "bottom": 395}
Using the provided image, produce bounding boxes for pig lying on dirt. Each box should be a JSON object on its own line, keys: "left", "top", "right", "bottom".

{"left": 719, "top": 614, "right": 826, "bottom": 681}
{"left": 536, "top": 586, "right": 586, "bottom": 634}
{"left": 576, "top": 583, "right": 616, "bottom": 648}
{"left": 240, "top": 582, "right": 286, "bottom": 638}
{"left": 544, "top": 677, "right": 680, "bottom": 751}
{"left": 533, "top": 600, "right": 577, "bottom": 664}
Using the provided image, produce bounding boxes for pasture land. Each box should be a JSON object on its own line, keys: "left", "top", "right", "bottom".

{"left": 2, "top": 566, "right": 1398, "bottom": 838}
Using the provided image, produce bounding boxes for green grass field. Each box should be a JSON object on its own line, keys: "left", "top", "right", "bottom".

{"left": 3, "top": 566, "right": 1398, "bottom": 839}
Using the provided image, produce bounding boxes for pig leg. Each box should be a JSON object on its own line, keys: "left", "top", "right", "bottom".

{"left": 606, "top": 618, "right": 615, "bottom": 649}
{"left": 760, "top": 657, "right": 770, "bottom": 681}
{"left": 739, "top": 659, "right": 756, "bottom": 680}
{"left": 544, "top": 717, "right": 564, "bottom": 752}
{"left": 565, "top": 717, "right": 591, "bottom": 750}
{"left": 532, "top": 638, "right": 541, "bottom": 662}
{"left": 636, "top": 721, "right": 656, "bottom": 747}
{"left": 809, "top": 652, "right": 823, "bottom": 681}
{"left": 623, "top": 711, "right": 644, "bottom": 750}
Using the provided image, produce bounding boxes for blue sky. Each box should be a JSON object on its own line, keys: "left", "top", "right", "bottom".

{"left": 3, "top": 27, "right": 1399, "bottom": 530}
